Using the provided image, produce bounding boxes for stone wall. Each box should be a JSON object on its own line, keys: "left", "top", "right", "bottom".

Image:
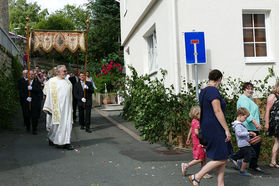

{"left": 0, "top": 0, "right": 9, "bottom": 33}
{"left": 0, "top": 0, "right": 12, "bottom": 73}
{"left": 0, "top": 45, "right": 12, "bottom": 75}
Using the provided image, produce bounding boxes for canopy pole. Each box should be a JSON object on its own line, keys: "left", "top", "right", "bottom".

{"left": 83, "top": 18, "right": 90, "bottom": 108}
{"left": 77, "top": 52, "right": 79, "bottom": 72}
{"left": 25, "top": 17, "right": 31, "bottom": 111}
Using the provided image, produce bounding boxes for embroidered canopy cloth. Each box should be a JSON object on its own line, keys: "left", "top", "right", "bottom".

{"left": 32, "top": 30, "right": 85, "bottom": 53}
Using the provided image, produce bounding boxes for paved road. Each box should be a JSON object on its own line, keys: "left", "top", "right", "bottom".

{"left": 0, "top": 108, "right": 279, "bottom": 186}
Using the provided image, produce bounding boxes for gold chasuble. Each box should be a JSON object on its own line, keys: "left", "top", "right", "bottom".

{"left": 43, "top": 77, "right": 73, "bottom": 145}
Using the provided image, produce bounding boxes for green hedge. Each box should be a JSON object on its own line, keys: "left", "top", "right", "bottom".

{"left": 0, "top": 55, "right": 22, "bottom": 129}
{"left": 121, "top": 66, "right": 278, "bottom": 163}
{"left": 121, "top": 66, "right": 197, "bottom": 145}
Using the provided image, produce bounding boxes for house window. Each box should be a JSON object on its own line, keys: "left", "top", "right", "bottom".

{"left": 147, "top": 30, "right": 157, "bottom": 74}
{"left": 123, "top": 0, "right": 128, "bottom": 16}
{"left": 242, "top": 13, "right": 268, "bottom": 58}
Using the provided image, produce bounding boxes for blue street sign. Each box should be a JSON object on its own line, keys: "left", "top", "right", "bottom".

{"left": 184, "top": 32, "right": 206, "bottom": 64}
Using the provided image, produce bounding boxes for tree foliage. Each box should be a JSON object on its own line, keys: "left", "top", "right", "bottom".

{"left": 55, "top": 5, "right": 89, "bottom": 30}
{"left": 87, "top": 0, "right": 121, "bottom": 62}
{"left": 35, "top": 14, "right": 75, "bottom": 30}
{"left": 8, "top": 0, "right": 48, "bottom": 35}
{"left": 8, "top": 0, "right": 122, "bottom": 74}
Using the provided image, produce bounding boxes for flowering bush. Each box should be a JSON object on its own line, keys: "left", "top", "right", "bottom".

{"left": 95, "top": 61, "right": 124, "bottom": 93}
{"left": 122, "top": 65, "right": 278, "bottom": 162}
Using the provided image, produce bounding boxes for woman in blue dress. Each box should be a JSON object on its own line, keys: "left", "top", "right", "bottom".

{"left": 189, "top": 69, "right": 233, "bottom": 186}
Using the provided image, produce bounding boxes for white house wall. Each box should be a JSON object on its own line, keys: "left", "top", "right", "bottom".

{"left": 122, "top": 0, "right": 177, "bottom": 89}
{"left": 120, "top": 0, "right": 154, "bottom": 44}
{"left": 177, "top": 0, "right": 279, "bottom": 84}
{"left": 120, "top": 0, "right": 279, "bottom": 93}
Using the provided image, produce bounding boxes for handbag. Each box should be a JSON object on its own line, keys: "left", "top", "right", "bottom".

{"left": 199, "top": 128, "right": 208, "bottom": 146}
{"left": 249, "top": 135, "right": 261, "bottom": 145}
{"left": 198, "top": 87, "right": 209, "bottom": 146}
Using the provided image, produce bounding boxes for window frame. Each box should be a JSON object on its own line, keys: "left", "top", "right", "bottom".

{"left": 123, "top": 0, "right": 128, "bottom": 17}
{"left": 242, "top": 10, "right": 274, "bottom": 63}
{"left": 146, "top": 30, "right": 158, "bottom": 75}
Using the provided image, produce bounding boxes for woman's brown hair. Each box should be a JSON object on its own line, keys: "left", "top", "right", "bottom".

{"left": 208, "top": 69, "right": 223, "bottom": 81}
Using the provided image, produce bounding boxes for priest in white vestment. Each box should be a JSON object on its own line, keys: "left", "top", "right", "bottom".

{"left": 43, "top": 65, "right": 74, "bottom": 150}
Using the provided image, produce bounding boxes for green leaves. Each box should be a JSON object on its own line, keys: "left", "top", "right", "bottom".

{"left": 8, "top": 0, "right": 121, "bottom": 73}
{"left": 121, "top": 66, "right": 278, "bottom": 155}
{"left": 92, "top": 53, "right": 124, "bottom": 93}
{"left": 9, "top": 0, "right": 49, "bottom": 35}
{"left": 35, "top": 14, "right": 75, "bottom": 30}
{"left": 55, "top": 5, "right": 89, "bottom": 31}
{"left": 121, "top": 66, "right": 196, "bottom": 145}
{"left": 0, "top": 55, "right": 21, "bottom": 129}
{"left": 87, "top": 0, "right": 120, "bottom": 62}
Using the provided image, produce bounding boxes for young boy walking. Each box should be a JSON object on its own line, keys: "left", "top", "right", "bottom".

{"left": 229, "top": 107, "right": 256, "bottom": 176}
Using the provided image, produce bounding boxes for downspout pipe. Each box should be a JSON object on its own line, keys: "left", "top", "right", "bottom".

{"left": 171, "top": 0, "right": 180, "bottom": 94}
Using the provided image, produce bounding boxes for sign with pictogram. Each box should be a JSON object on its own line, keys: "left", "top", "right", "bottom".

{"left": 184, "top": 32, "right": 206, "bottom": 64}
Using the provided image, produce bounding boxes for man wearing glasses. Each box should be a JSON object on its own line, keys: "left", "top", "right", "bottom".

{"left": 43, "top": 65, "right": 74, "bottom": 150}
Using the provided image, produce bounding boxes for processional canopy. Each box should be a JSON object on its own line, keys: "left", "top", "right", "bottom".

{"left": 30, "top": 30, "right": 86, "bottom": 55}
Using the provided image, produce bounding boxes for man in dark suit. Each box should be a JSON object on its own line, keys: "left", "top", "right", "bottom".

{"left": 18, "top": 70, "right": 42, "bottom": 134}
{"left": 74, "top": 72, "right": 94, "bottom": 133}
{"left": 18, "top": 69, "right": 28, "bottom": 128}
{"left": 69, "top": 69, "right": 79, "bottom": 122}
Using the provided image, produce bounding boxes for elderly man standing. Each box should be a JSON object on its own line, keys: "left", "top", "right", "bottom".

{"left": 43, "top": 65, "right": 74, "bottom": 150}
{"left": 18, "top": 70, "right": 28, "bottom": 106}
{"left": 18, "top": 69, "right": 29, "bottom": 129}
{"left": 18, "top": 70, "right": 42, "bottom": 134}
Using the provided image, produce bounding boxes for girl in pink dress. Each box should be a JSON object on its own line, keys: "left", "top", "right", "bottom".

{"left": 181, "top": 106, "right": 212, "bottom": 178}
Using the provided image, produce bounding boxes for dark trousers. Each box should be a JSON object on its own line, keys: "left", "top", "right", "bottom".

{"left": 21, "top": 101, "right": 39, "bottom": 132}
{"left": 22, "top": 110, "right": 39, "bottom": 132}
{"left": 248, "top": 130, "right": 261, "bottom": 169}
{"left": 78, "top": 105, "right": 91, "bottom": 129}
{"left": 230, "top": 146, "right": 256, "bottom": 163}
{"left": 72, "top": 98, "right": 78, "bottom": 121}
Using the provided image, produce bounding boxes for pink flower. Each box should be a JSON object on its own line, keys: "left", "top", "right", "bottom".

{"left": 110, "top": 61, "right": 114, "bottom": 65}
{"left": 102, "top": 64, "right": 105, "bottom": 68}
{"left": 116, "top": 63, "right": 121, "bottom": 67}
{"left": 118, "top": 67, "right": 123, "bottom": 71}
{"left": 101, "top": 69, "right": 106, "bottom": 72}
{"left": 96, "top": 75, "right": 99, "bottom": 78}
{"left": 104, "top": 71, "right": 108, "bottom": 74}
